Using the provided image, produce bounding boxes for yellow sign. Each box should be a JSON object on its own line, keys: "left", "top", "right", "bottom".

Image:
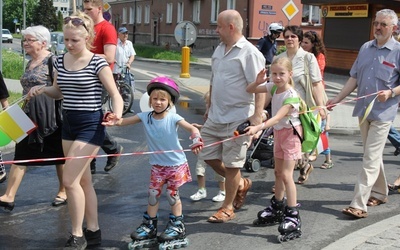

{"left": 321, "top": 4, "right": 368, "bottom": 18}
{"left": 282, "top": 0, "right": 299, "bottom": 21}
{"left": 103, "top": 2, "right": 111, "bottom": 11}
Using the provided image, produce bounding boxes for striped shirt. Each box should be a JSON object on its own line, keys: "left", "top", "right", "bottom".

{"left": 54, "top": 54, "right": 108, "bottom": 111}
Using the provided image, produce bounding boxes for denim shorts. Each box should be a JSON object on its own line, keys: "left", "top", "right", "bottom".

{"left": 62, "top": 109, "right": 105, "bottom": 146}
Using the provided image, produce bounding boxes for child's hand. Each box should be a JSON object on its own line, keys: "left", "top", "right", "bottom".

{"left": 256, "top": 68, "right": 268, "bottom": 85}
{"left": 101, "top": 112, "right": 121, "bottom": 126}
{"left": 189, "top": 133, "right": 203, "bottom": 155}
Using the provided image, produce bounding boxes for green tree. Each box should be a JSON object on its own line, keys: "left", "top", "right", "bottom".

{"left": 56, "top": 11, "right": 64, "bottom": 31}
{"left": 32, "top": 0, "right": 58, "bottom": 31}
{"left": 2, "top": 0, "right": 37, "bottom": 32}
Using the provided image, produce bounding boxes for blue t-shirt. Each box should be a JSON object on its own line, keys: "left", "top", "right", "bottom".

{"left": 137, "top": 111, "right": 187, "bottom": 166}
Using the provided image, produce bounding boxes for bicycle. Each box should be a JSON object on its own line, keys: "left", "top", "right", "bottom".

{"left": 102, "top": 66, "right": 135, "bottom": 115}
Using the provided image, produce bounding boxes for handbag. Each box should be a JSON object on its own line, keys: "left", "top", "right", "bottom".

{"left": 302, "top": 53, "right": 328, "bottom": 108}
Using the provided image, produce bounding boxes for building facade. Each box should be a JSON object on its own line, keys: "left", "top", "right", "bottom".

{"left": 108, "top": 0, "right": 318, "bottom": 51}
{"left": 53, "top": 0, "right": 70, "bottom": 18}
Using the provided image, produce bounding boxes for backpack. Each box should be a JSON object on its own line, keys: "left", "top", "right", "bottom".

{"left": 271, "top": 85, "right": 321, "bottom": 152}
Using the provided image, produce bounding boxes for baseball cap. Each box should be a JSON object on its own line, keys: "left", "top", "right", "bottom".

{"left": 118, "top": 27, "right": 128, "bottom": 33}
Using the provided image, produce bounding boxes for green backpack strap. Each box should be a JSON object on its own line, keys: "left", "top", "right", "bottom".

{"left": 270, "top": 85, "right": 300, "bottom": 106}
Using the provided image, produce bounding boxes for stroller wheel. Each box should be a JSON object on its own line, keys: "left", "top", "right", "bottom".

{"left": 250, "top": 159, "right": 261, "bottom": 172}
{"left": 245, "top": 158, "right": 251, "bottom": 172}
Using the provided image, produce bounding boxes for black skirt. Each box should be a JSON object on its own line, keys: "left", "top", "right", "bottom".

{"left": 13, "top": 127, "right": 65, "bottom": 166}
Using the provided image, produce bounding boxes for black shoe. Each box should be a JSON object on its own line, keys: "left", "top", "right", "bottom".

{"left": 84, "top": 228, "right": 102, "bottom": 247}
{"left": 104, "top": 145, "right": 124, "bottom": 172}
{"left": 64, "top": 234, "right": 87, "bottom": 250}
{"left": 0, "top": 199, "right": 14, "bottom": 211}
{"left": 90, "top": 160, "right": 96, "bottom": 174}
{"left": 0, "top": 172, "right": 6, "bottom": 183}
{"left": 394, "top": 148, "right": 400, "bottom": 156}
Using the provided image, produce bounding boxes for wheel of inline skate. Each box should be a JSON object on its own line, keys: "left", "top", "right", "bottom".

{"left": 251, "top": 158, "right": 261, "bottom": 172}
{"left": 127, "top": 241, "right": 140, "bottom": 250}
{"left": 277, "top": 234, "right": 284, "bottom": 243}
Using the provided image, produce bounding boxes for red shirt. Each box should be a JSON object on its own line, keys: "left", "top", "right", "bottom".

{"left": 91, "top": 20, "right": 117, "bottom": 69}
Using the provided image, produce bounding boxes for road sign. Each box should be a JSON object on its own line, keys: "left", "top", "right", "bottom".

{"left": 103, "top": 2, "right": 111, "bottom": 11}
{"left": 282, "top": 0, "right": 299, "bottom": 21}
{"left": 174, "top": 21, "right": 197, "bottom": 47}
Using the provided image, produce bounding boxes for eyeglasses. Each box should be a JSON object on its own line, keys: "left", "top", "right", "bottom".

{"left": 63, "top": 17, "right": 89, "bottom": 32}
{"left": 284, "top": 34, "right": 298, "bottom": 39}
{"left": 372, "top": 21, "right": 392, "bottom": 28}
{"left": 22, "top": 38, "right": 39, "bottom": 44}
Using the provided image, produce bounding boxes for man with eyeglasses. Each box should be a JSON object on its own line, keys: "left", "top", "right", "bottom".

{"left": 83, "top": 0, "right": 124, "bottom": 177}
{"left": 114, "top": 27, "right": 136, "bottom": 113}
{"left": 256, "top": 22, "right": 283, "bottom": 67}
{"left": 328, "top": 9, "right": 400, "bottom": 219}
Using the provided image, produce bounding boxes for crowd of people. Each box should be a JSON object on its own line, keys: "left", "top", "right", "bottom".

{"left": 1, "top": 3, "right": 400, "bottom": 249}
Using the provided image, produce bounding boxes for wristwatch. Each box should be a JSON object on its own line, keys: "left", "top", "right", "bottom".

{"left": 391, "top": 88, "right": 396, "bottom": 98}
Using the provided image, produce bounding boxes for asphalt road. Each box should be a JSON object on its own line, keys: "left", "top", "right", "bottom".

{"left": 1, "top": 60, "right": 400, "bottom": 250}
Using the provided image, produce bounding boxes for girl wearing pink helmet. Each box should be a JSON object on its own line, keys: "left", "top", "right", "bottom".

{"left": 103, "top": 76, "right": 203, "bottom": 249}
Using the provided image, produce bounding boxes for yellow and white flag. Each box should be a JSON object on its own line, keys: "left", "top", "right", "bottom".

{"left": 0, "top": 103, "right": 36, "bottom": 143}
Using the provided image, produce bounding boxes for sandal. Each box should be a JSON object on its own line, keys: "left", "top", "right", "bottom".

{"left": 388, "top": 184, "right": 400, "bottom": 192}
{"left": 52, "top": 196, "right": 67, "bottom": 207}
{"left": 342, "top": 207, "right": 368, "bottom": 218}
{"left": 233, "top": 178, "right": 252, "bottom": 210}
{"left": 320, "top": 160, "right": 334, "bottom": 169}
{"left": 207, "top": 207, "right": 236, "bottom": 223}
{"left": 297, "top": 163, "right": 313, "bottom": 184}
{"left": 367, "top": 197, "right": 387, "bottom": 207}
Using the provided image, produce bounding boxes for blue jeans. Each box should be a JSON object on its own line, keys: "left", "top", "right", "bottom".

{"left": 388, "top": 126, "right": 400, "bottom": 149}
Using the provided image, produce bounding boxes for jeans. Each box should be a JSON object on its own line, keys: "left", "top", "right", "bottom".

{"left": 387, "top": 125, "right": 400, "bottom": 149}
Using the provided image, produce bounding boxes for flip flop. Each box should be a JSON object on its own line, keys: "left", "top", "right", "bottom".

{"left": 388, "top": 184, "right": 400, "bottom": 192}
{"left": 52, "top": 196, "right": 67, "bottom": 207}
{"left": 342, "top": 207, "right": 368, "bottom": 219}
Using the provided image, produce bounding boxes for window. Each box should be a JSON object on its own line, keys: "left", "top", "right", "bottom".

{"left": 177, "top": 2, "right": 184, "bottom": 23}
{"left": 145, "top": 5, "right": 150, "bottom": 24}
{"left": 129, "top": 6, "right": 135, "bottom": 24}
{"left": 211, "top": 0, "right": 219, "bottom": 23}
{"left": 122, "top": 7, "right": 127, "bottom": 24}
{"left": 193, "top": 0, "right": 200, "bottom": 23}
{"left": 136, "top": 5, "right": 142, "bottom": 24}
{"left": 302, "top": 5, "right": 321, "bottom": 25}
{"left": 227, "top": 0, "right": 235, "bottom": 10}
{"left": 166, "top": 3, "right": 173, "bottom": 24}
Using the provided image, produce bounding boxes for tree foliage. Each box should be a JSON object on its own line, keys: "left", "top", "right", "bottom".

{"left": 2, "top": 0, "right": 37, "bottom": 32}
{"left": 32, "top": 0, "right": 58, "bottom": 31}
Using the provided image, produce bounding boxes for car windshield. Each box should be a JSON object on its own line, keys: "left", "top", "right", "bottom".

{"left": 58, "top": 35, "right": 64, "bottom": 44}
{"left": 2, "top": 30, "right": 10, "bottom": 34}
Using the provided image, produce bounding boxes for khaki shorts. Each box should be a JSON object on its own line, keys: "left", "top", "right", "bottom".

{"left": 195, "top": 159, "right": 225, "bottom": 182}
{"left": 199, "top": 119, "right": 251, "bottom": 168}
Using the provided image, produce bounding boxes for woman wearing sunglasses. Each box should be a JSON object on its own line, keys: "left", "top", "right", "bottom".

{"left": 29, "top": 12, "right": 123, "bottom": 250}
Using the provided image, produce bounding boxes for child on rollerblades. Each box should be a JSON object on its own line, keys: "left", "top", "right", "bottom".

{"left": 103, "top": 76, "right": 203, "bottom": 249}
{"left": 245, "top": 57, "right": 302, "bottom": 242}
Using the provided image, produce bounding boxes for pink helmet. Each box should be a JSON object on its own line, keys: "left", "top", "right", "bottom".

{"left": 147, "top": 76, "right": 180, "bottom": 104}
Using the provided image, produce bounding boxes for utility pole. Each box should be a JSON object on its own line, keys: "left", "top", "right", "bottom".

{"left": 23, "top": 0, "right": 27, "bottom": 69}
{"left": 0, "top": 1, "right": 3, "bottom": 72}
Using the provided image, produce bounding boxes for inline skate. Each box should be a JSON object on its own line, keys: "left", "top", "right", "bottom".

{"left": 253, "top": 196, "right": 285, "bottom": 226}
{"left": 158, "top": 214, "right": 189, "bottom": 250}
{"left": 277, "top": 206, "right": 302, "bottom": 242}
{"left": 128, "top": 212, "right": 158, "bottom": 249}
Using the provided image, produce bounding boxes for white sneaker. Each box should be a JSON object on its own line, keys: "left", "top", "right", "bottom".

{"left": 190, "top": 189, "right": 207, "bottom": 201}
{"left": 212, "top": 191, "right": 226, "bottom": 202}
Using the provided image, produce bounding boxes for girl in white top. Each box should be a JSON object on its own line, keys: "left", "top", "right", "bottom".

{"left": 245, "top": 57, "right": 302, "bottom": 239}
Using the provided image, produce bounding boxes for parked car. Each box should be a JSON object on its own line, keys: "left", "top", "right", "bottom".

{"left": 2, "top": 29, "right": 13, "bottom": 43}
{"left": 50, "top": 32, "right": 65, "bottom": 55}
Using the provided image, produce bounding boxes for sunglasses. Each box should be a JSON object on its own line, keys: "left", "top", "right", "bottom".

{"left": 63, "top": 17, "right": 89, "bottom": 32}
{"left": 284, "top": 34, "right": 298, "bottom": 39}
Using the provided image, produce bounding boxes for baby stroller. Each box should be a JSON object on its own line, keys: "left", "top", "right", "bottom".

{"left": 244, "top": 127, "right": 274, "bottom": 172}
